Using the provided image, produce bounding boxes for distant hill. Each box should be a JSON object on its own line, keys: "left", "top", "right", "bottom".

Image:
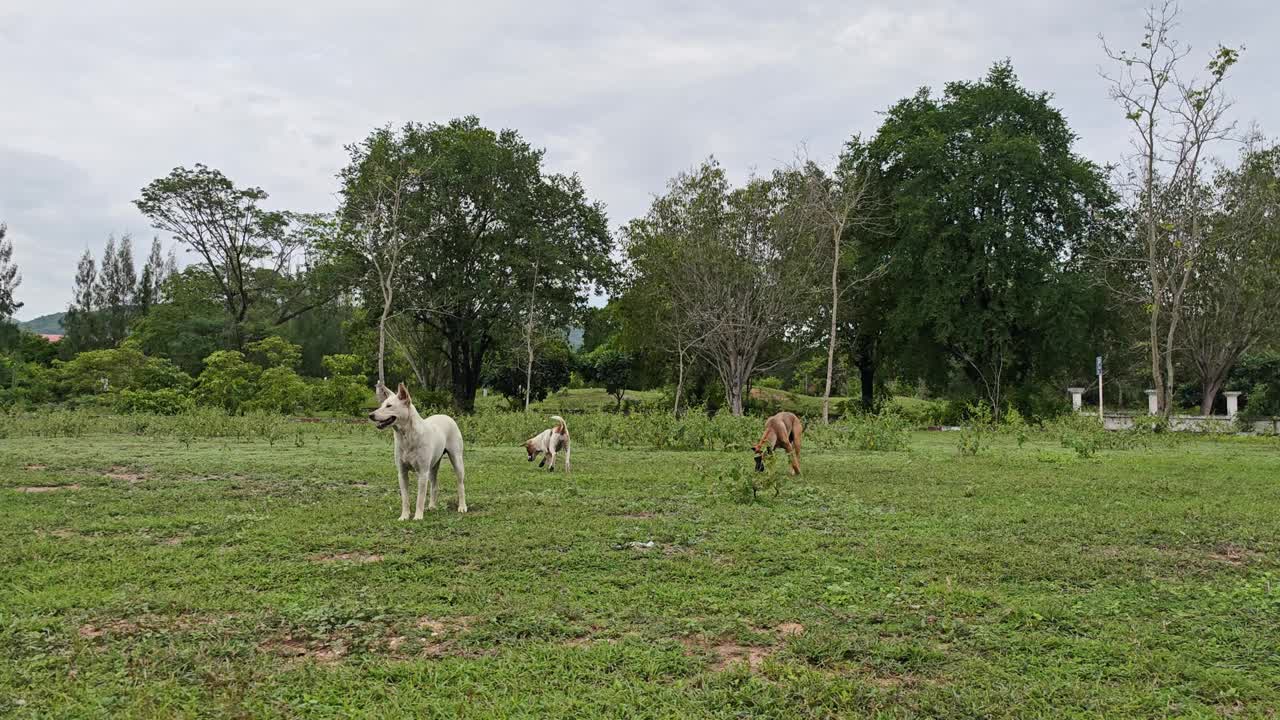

{"left": 18, "top": 312, "right": 65, "bottom": 335}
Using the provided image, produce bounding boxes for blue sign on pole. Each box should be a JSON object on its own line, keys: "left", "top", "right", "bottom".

{"left": 1096, "top": 356, "right": 1103, "bottom": 376}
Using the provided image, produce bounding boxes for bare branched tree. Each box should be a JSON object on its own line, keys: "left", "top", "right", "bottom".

{"left": 670, "top": 166, "right": 822, "bottom": 416}
{"left": 335, "top": 128, "right": 432, "bottom": 395}
{"left": 792, "top": 155, "right": 888, "bottom": 423}
{"left": 1099, "top": 1, "right": 1241, "bottom": 415}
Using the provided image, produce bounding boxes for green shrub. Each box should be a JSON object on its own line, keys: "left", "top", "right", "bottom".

{"left": 702, "top": 457, "right": 783, "bottom": 504}
{"left": 756, "top": 376, "right": 785, "bottom": 390}
{"left": 112, "top": 389, "right": 194, "bottom": 415}
{"left": 244, "top": 366, "right": 310, "bottom": 415}
{"left": 194, "top": 351, "right": 261, "bottom": 414}
{"left": 1056, "top": 414, "right": 1104, "bottom": 458}
{"left": 957, "top": 402, "right": 993, "bottom": 455}
{"left": 314, "top": 355, "right": 371, "bottom": 416}
{"left": 1002, "top": 405, "right": 1030, "bottom": 448}
{"left": 835, "top": 412, "right": 911, "bottom": 451}
{"left": 55, "top": 347, "right": 192, "bottom": 398}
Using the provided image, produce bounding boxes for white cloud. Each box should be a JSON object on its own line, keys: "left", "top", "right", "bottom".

{"left": 3, "top": 0, "right": 1277, "bottom": 318}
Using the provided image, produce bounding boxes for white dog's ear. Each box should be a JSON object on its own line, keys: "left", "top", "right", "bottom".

{"left": 397, "top": 382, "right": 411, "bottom": 402}
{"left": 375, "top": 381, "right": 391, "bottom": 403}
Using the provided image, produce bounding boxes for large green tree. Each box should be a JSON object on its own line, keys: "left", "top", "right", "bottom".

{"left": 865, "top": 62, "right": 1116, "bottom": 417}
{"left": 135, "top": 165, "right": 338, "bottom": 349}
{"left": 338, "top": 117, "right": 614, "bottom": 412}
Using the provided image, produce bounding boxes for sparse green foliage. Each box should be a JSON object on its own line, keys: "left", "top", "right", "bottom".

{"left": 581, "top": 346, "right": 635, "bottom": 410}
{"left": 195, "top": 351, "right": 261, "bottom": 414}
{"left": 957, "top": 401, "right": 993, "bottom": 455}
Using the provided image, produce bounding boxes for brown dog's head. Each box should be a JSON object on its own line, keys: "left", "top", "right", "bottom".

{"left": 524, "top": 440, "right": 537, "bottom": 461}
{"left": 369, "top": 382, "right": 412, "bottom": 430}
{"left": 752, "top": 443, "right": 768, "bottom": 472}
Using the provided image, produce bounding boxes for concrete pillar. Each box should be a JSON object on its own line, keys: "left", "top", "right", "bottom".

{"left": 1224, "top": 392, "right": 1242, "bottom": 419}
{"left": 1067, "top": 387, "right": 1085, "bottom": 412}
{"left": 1145, "top": 390, "right": 1159, "bottom": 415}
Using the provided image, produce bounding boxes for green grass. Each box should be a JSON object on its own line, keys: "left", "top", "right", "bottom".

{"left": 2, "top": 426, "right": 1278, "bottom": 718}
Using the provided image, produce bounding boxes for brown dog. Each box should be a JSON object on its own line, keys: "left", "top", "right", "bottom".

{"left": 752, "top": 411, "right": 803, "bottom": 475}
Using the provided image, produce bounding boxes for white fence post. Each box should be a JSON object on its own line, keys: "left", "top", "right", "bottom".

{"left": 1067, "top": 387, "right": 1085, "bottom": 412}
{"left": 1145, "top": 389, "right": 1159, "bottom": 415}
{"left": 1224, "top": 392, "right": 1242, "bottom": 419}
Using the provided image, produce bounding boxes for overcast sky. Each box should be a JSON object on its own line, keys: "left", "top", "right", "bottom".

{"left": 3, "top": 0, "right": 1277, "bottom": 320}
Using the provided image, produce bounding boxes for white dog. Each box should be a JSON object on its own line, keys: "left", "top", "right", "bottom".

{"left": 524, "top": 415, "right": 571, "bottom": 472}
{"left": 370, "top": 382, "right": 467, "bottom": 518}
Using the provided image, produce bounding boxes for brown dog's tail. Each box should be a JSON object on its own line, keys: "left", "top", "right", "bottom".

{"left": 550, "top": 415, "right": 567, "bottom": 434}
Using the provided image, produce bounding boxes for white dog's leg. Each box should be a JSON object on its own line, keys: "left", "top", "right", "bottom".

{"left": 564, "top": 443, "right": 571, "bottom": 474}
{"left": 448, "top": 450, "right": 467, "bottom": 513}
{"left": 427, "top": 461, "right": 439, "bottom": 511}
{"left": 547, "top": 444, "right": 556, "bottom": 471}
{"left": 414, "top": 465, "right": 430, "bottom": 520}
{"left": 397, "top": 463, "right": 411, "bottom": 521}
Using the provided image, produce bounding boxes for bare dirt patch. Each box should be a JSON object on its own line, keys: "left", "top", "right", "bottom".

{"left": 160, "top": 536, "right": 185, "bottom": 546}
{"left": 1209, "top": 543, "right": 1262, "bottom": 566}
{"left": 16, "top": 484, "right": 81, "bottom": 493}
{"left": 774, "top": 622, "right": 805, "bottom": 638}
{"left": 78, "top": 614, "right": 215, "bottom": 641}
{"left": 311, "top": 552, "right": 384, "bottom": 564}
{"left": 415, "top": 615, "right": 474, "bottom": 636}
{"left": 104, "top": 467, "right": 145, "bottom": 483}
{"left": 23, "top": 464, "right": 47, "bottom": 471}
{"left": 78, "top": 620, "right": 140, "bottom": 639}
{"left": 710, "top": 643, "right": 773, "bottom": 672}
{"left": 617, "top": 512, "right": 658, "bottom": 519}
{"left": 259, "top": 636, "right": 347, "bottom": 663}
{"left": 682, "top": 636, "right": 775, "bottom": 672}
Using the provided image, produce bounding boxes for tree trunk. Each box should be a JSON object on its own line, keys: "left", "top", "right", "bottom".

{"left": 858, "top": 351, "right": 875, "bottom": 413}
{"left": 1201, "top": 374, "right": 1225, "bottom": 417}
{"left": 377, "top": 279, "right": 393, "bottom": 390}
{"left": 523, "top": 261, "right": 538, "bottom": 412}
{"left": 523, "top": 330, "right": 534, "bottom": 412}
{"left": 1149, "top": 304, "right": 1164, "bottom": 416}
{"left": 728, "top": 381, "right": 744, "bottom": 417}
{"left": 1163, "top": 310, "right": 1180, "bottom": 418}
{"left": 822, "top": 234, "right": 840, "bottom": 425}
{"left": 673, "top": 346, "right": 686, "bottom": 417}
{"left": 447, "top": 340, "right": 483, "bottom": 413}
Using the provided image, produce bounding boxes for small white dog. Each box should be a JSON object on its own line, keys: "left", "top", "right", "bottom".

{"left": 524, "top": 415, "right": 571, "bottom": 472}
{"left": 369, "top": 382, "right": 467, "bottom": 518}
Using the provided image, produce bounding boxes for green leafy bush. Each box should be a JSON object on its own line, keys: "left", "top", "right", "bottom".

{"left": 313, "top": 354, "right": 370, "bottom": 416}
{"left": 194, "top": 351, "right": 262, "bottom": 414}
{"left": 1002, "top": 405, "right": 1030, "bottom": 448}
{"left": 244, "top": 366, "right": 311, "bottom": 415}
{"left": 834, "top": 412, "right": 912, "bottom": 451}
{"left": 112, "top": 388, "right": 194, "bottom": 415}
{"left": 1055, "top": 414, "right": 1104, "bottom": 458}
{"left": 702, "top": 457, "right": 783, "bottom": 504}
{"left": 957, "top": 402, "right": 993, "bottom": 455}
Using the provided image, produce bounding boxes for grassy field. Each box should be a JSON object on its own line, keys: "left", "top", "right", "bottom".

{"left": 2, "top": 424, "right": 1278, "bottom": 718}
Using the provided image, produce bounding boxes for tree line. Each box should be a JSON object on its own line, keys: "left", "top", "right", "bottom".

{"left": 1, "top": 5, "right": 1277, "bottom": 421}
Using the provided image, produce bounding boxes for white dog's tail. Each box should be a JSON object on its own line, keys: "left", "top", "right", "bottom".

{"left": 550, "top": 415, "right": 567, "bottom": 433}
